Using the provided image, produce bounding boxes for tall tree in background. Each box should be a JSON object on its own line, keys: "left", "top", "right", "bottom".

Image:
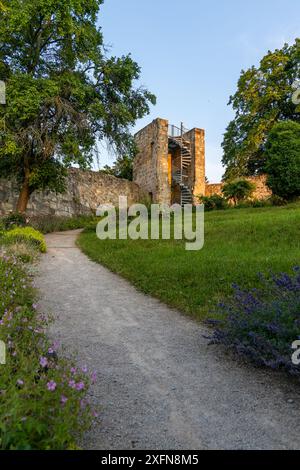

{"left": 222, "top": 39, "right": 300, "bottom": 180}
{"left": 101, "top": 154, "right": 134, "bottom": 181}
{"left": 264, "top": 120, "right": 300, "bottom": 200}
{"left": 0, "top": 0, "right": 155, "bottom": 212}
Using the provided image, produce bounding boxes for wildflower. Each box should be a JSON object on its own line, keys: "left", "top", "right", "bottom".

{"left": 91, "top": 371, "right": 97, "bottom": 384}
{"left": 48, "top": 347, "right": 54, "bottom": 354}
{"left": 47, "top": 380, "right": 57, "bottom": 391}
{"left": 60, "top": 395, "right": 68, "bottom": 405}
{"left": 70, "top": 367, "right": 76, "bottom": 375}
{"left": 17, "top": 379, "right": 24, "bottom": 386}
{"left": 75, "top": 382, "right": 85, "bottom": 391}
{"left": 81, "top": 365, "right": 88, "bottom": 373}
{"left": 68, "top": 379, "right": 76, "bottom": 388}
{"left": 40, "top": 356, "right": 48, "bottom": 368}
{"left": 80, "top": 399, "right": 86, "bottom": 409}
{"left": 32, "top": 303, "right": 38, "bottom": 310}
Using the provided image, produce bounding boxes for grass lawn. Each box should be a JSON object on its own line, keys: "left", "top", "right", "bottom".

{"left": 77, "top": 204, "right": 300, "bottom": 320}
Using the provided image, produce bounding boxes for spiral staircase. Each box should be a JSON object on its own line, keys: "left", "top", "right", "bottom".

{"left": 168, "top": 125, "right": 193, "bottom": 206}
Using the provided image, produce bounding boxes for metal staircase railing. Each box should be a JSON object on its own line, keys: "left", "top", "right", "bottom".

{"left": 168, "top": 123, "right": 193, "bottom": 206}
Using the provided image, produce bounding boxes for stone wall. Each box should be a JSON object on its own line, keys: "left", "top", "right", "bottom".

{"left": 133, "top": 118, "right": 170, "bottom": 204}
{"left": 205, "top": 175, "right": 272, "bottom": 200}
{"left": 0, "top": 168, "right": 143, "bottom": 216}
{"left": 183, "top": 128, "right": 205, "bottom": 204}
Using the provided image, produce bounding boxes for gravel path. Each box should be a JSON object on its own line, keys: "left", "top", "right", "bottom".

{"left": 36, "top": 230, "right": 300, "bottom": 450}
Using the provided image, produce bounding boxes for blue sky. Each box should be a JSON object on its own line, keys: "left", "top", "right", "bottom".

{"left": 97, "top": 0, "right": 300, "bottom": 182}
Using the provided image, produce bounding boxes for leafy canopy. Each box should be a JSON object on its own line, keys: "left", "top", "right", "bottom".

{"left": 101, "top": 154, "right": 134, "bottom": 181}
{"left": 222, "top": 179, "right": 255, "bottom": 205}
{"left": 222, "top": 39, "right": 300, "bottom": 180}
{"left": 0, "top": 0, "right": 155, "bottom": 204}
{"left": 265, "top": 120, "right": 300, "bottom": 200}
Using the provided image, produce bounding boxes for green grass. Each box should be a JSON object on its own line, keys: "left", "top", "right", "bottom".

{"left": 77, "top": 204, "right": 300, "bottom": 320}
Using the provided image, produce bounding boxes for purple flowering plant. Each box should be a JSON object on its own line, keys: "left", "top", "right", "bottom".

{"left": 207, "top": 267, "right": 300, "bottom": 377}
{"left": 0, "top": 252, "right": 98, "bottom": 449}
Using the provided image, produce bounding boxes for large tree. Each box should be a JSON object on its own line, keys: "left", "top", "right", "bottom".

{"left": 0, "top": 0, "right": 155, "bottom": 212}
{"left": 222, "top": 39, "right": 300, "bottom": 180}
{"left": 264, "top": 120, "right": 300, "bottom": 200}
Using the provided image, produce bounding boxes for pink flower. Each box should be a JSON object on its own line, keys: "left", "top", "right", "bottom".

{"left": 47, "top": 380, "right": 56, "bottom": 391}
{"left": 68, "top": 380, "right": 76, "bottom": 389}
{"left": 91, "top": 371, "right": 97, "bottom": 384}
{"left": 17, "top": 379, "right": 24, "bottom": 386}
{"left": 70, "top": 367, "right": 76, "bottom": 375}
{"left": 81, "top": 365, "right": 88, "bottom": 373}
{"left": 48, "top": 348, "right": 54, "bottom": 354}
{"left": 39, "top": 356, "right": 48, "bottom": 368}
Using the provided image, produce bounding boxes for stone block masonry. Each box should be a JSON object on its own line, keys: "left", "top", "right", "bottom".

{"left": 205, "top": 175, "right": 272, "bottom": 200}
{"left": 183, "top": 127, "right": 205, "bottom": 203}
{"left": 134, "top": 118, "right": 171, "bottom": 204}
{"left": 0, "top": 168, "right": 143, "bottom": 216}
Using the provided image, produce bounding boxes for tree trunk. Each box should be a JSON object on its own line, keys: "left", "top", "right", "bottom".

{"left": 16, "top": 176, "right": 30, "bottom": 213}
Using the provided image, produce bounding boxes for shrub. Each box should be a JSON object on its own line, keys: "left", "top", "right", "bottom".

{"left": 207, "top": 267, "right": 300, "bottom": 377}
{"left": 198, "top": 194, "right": 228, "bottom": 211}
{"left": 3, "top": 227, "right": 47, "bottom": 253}
{"left": 2, "top": 213, "right": 28, "bottom": 230}
{"left": 269, "top": 194, "right": 288, "bottom": 206}
{"left": 29, "top": 215, "right": 97, "bottom": 234}
{"left": 247, "top": 198, "right": 270, "bottom": 208}
{"left": 0, "top": 254, "right": 96, "bottom": 449}
{"left": 234, "top": 198, "right": 271, "bottom": 209}
{"left": 222, "top": 179, "right": 256, "bottom": 205}
{"left": 265, "top": 121, "right": 300, "bottom": 200}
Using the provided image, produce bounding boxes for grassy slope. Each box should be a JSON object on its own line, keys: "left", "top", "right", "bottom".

{"left": 77, "top": 204, "right": 300, "bottom": 320}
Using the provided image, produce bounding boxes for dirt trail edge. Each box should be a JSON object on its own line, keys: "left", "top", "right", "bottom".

{"left": 35, "top": 230, "right": 300, "bottom": 450}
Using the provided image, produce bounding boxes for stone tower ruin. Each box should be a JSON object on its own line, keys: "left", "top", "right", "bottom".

{"left": 133, "top": 118, "right": 205, "bottom": 206}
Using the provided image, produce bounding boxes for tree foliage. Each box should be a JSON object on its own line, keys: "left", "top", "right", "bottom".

{"left": 264, "top": 120, "right": 300, "bottom": 200}
{"left": 0, "top": 0, "right": 155, "bottom": 211}
{"left": 222, "top": 179, "right": 255, "bottom": 205}
{"left": 101, "top": 154, "right": 134, "bottom": 181}
{"left": 222, "top": 39, "right": 300, "bottom": 180}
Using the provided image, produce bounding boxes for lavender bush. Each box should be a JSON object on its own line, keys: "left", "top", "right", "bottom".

{"left": 207, "top": 267, "right": 300, "bottom": 377}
